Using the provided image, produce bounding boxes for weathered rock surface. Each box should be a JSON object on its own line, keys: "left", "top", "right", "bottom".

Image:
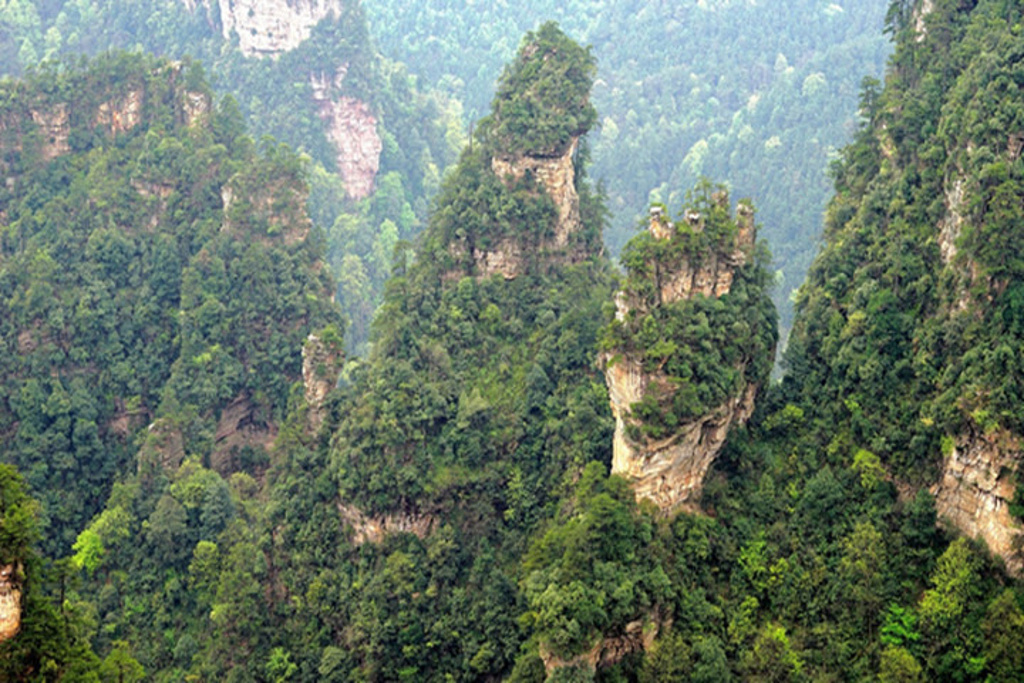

{"left": 0, "top": 563, "right": 22, "bottom": 644}
{"left": 492, "top": 137, "right": 581, "bottom": 249}
{"left": 210, "top": 394, "right": 277, "bottom": 475}
{"left": 216, "top": 0, "right": 344, "bottom": 58}
{"left": 540, "top": 615, "right": 660, "bottom": 678}
{"left": 448, "top": 138, "right": 586, "bottom": 280}
{"left": 933, "top": 425, "right": 1023, "bottom": 575}
{"left": 302, "top": 332, "right": 344, "bottom": 429}
{"left": 338, "top": 503, "right": 437, "bottom": 546}
{"left": 312, "top": 81, "right": 382, "bottom": 200}
{"left": 31, "top": 105, "right": 70, "bottom": 161}
{"left": 605, "top": 202, "right": 761, "bottom": 513}
{"left": 94, "top": 89, "right": 143, "bottom": 135}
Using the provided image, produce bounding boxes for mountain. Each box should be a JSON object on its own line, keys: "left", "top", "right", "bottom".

{"left": 361, "top": 0, "right": 892, "bottom": 333}
{"left": 4, "top": 3, "right": 1024, "bottom": 682}
{"left": 0, "top": 0, "right": 463, "bottom": 354}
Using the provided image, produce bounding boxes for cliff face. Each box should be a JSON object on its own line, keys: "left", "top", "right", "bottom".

{"left": 216, "top": 0, "right": 344, "bottom": 58}
{"left": 0, "top": 68, "right": 210, "bottom": 179}
{"left": 0, "top": 563, "right": 21, "bottom": 644}
{"left": 302, "top": 332, "right": 344, "bottom": 429}
{"left": 491, "top": 137, "right": 581, "bottom": 251}
{"left": 604, "top": 198, "right": 768, "bottom": 513}
{"left": 447, "top": 137, "right": 587, "bottom": 280}
{"left": 311, "top": 69, "right": 382, "bottom": 200}
{"left": 933, "top": 426, "right": 1023, "bottom": 574}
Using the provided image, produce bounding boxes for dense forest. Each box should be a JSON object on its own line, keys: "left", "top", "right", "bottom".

{"left": 2, "top": 1, "right": 1024, "bottom": 682}
{"left": 361, "top": 0, "right": 893, "bottom": 332}
{"left": 0, "top": 0, "right": 463, "bottom": 353}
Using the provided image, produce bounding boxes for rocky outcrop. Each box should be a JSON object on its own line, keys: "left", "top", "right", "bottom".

{"left": 492, "top": 137, "right": 581, "bottom": 250}
{"left": 932, "top": 425, "right": 1023, "bottom": 575}
{"left": 312, "top": 72, "right": 382, "bottom": 200}
{"left": 540, "top": 616, "right": 660, "bottom": 678}
{"left": 447, "top": 138, "right": 586, "bottom": 280}
{"left": 607, "top": 355, "right": 758, "bottom": 512}
{"left": 210, "top": 394, "right": 277, "bottom": 475}
{"left": 31, "top": 105, "right": 70, "bottom": 162}
{"left": 0, "top": 563, "right": 22, "bottom": 644}
{"left": 216, "top": 0, "right": 344, "bottom": 58}
{"left": 605, "top": 200, "right": 762, "bottom": 513}
{"left": 302, "top": 332, "right": 344, "bottom": 429}
{"left": 338, "top": 503, "right": 437, "bottom": 546}
{"left": 94, "top": 89, "right": 143, "bottom": 135}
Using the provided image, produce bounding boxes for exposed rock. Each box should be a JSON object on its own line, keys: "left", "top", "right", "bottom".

{"left": 938, "top": 175, "right": 965, "bottom": 268}
{"left": 94, "top": 89, "right": 143, "bottom": 135}
{"left": 314, "top": 94, "right": 382, "bottom": 200}
{"left": 492, "top": 137, "right": 581, "bottom": 249}
{"left": 607, "top": 355, "right": 757, "bottom": 513}
{"left": 604, "top": 201, "right": 762, "bottom": 513}
{"left": 216, "top": 0, "right": 344, "bottom": 58}
{"left": 338, "top": 503, "right": 437, "bottom": 546}
{"left": 210, "top": 393, "right": 277, "bottom": 475}
{"left": 182, "top": 89, "right": 211, "bottom": 127}
{"left": 302, "top": 332, "right": 344, "bottom": 429}
{"left": 447, "top": 137, "right": 586, "bottom": 280}
{"left": 0, "top": 563, "right": 21, "bottom": 644}
{"left": 31, "top": 104, "right": 70, "bottom": 161}
{"left": 914, "top": 0, "right": 935, "bottom": 42}
{"left": 932, "top": 425, "right": 1023, "bottom": 575}
{"left": 540, "top": 615, "right": 660, "bottom": 678}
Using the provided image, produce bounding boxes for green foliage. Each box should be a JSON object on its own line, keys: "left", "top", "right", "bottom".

{"left": 480, "top": 22, "right": 596, "bottom": 158}
{"left": 602, "top": 183, "right": 777, "bottom": 440}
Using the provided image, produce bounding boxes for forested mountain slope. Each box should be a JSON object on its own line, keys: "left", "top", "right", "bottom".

{"left": 0, "top": 0, "right": 463, "bottom": 353}
{"left": 3, "top": 3, "right": 1024, "bottom": 683}
{"left": 362, "top": 0, "right": 893, "bottom": 331}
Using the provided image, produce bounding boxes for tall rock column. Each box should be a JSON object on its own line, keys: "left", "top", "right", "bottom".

{"left": 602, "top": 189, "right": 776, "bottom": 513}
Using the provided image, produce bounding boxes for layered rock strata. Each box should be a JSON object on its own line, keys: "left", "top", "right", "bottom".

{"left": 605, "top": 201, "right": 760, "bottom": 513}
{"left": 0, "top": 563, "right": 21, "bottom": 644}
{"left": 933, "top": 425, "right": 1023, "bottom": 575}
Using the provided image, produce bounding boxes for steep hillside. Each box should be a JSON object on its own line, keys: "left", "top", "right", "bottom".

{"left": 0, "top": 0, "right": 463, "bottom": 353}
{"left": 0, "top": 53, "right": 341, "bottom": 554}
{"left": 786, "top": 0, "right": 1024, "bottom": 574}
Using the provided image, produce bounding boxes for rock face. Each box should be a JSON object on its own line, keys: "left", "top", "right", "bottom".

{"left": 210, "top": 394, "right": 277, "bottom": 475}
{"left": 605, "top": 201, "right": 761, "bottom": 513}
{"left": 302, "top": 332, "right": 344, "bottom": 429}
{"left": 31, "top": 105, "right": 70, "bottom": 161}
{"left": 448, "top": 138, "right": 586, "bottom": 280}
{"left": 491, "top": 138, "right": 581, "bottom": 250}
{"left": 0, "top": 563, "right": 21, "bottom": 644}
{"left": 311, "top": 70, "right": 382, "bottom": 200}
{"left": 338, "top": 503, "right": 437, "bottom": 546}
{"left": 933, "top": 425, "right": 1023, "bottom": 575}
{"left": 94, "top": 89, "right": 143, "bottom": 135}
{"left": 216, "top": 0, "right": 344, "bottom": 58}
{"left": 540, "top": 615, "right": 660, "bottom": 678}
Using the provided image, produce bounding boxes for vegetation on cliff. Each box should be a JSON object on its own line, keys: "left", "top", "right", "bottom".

{"left": 603, "top": 183, "right": 777, "bottom": 440}
{"left": 3, "top": 4, "right": 1024, "bottom": 683}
